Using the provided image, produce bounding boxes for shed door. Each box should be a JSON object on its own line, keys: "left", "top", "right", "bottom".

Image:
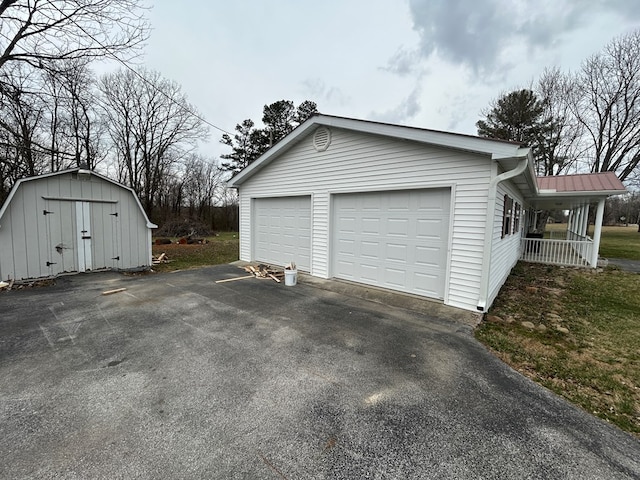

{"left": 332, "top": 189, "right": 450, "bottom": 299}
{"left": 254, "top": 196, "right": 311, "bottom": 271}
{"left": 90, "top": 202, "right": 120, "bottom": 270}
{"left": 76, "top": 201, "right": 92, "bottom": 271}
{"left": 45, "top": 200, "right": 76, "bottom": 275}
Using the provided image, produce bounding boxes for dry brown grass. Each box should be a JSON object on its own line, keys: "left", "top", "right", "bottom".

{"left": 476, "top": 262, "right": 640, "bottom": 437}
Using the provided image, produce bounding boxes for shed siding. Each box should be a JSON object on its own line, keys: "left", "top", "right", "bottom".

{"left": 0, "top": 172, "right": 152, "bottom": 281}
{"left": 487, "top": 180, "right": 525, "bottom": 306}
{"left": 238, "top": 128, "right": 492, "bottom": 311}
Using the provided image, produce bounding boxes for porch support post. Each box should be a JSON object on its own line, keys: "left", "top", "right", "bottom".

{"left": 590, "top": 198, "right": 605, "bottom": 267}
{"left": 580, "top": 204, "right": 589, "bottom": 237}
{"left": 577, "top": 206, "right": 584, "bottom": 234}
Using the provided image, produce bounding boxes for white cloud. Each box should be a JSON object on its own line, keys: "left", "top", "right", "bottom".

{"left": 301, "top": 78, "right": 349, "bottom": 107}
{"left": 129, "top": 0, "right": 640, "bottom": 159}
{"left": 402, "top": 0, "right": 640, "bottom": 78}
{"left": 370, "top": 84, "right": 422, "bottom": 124}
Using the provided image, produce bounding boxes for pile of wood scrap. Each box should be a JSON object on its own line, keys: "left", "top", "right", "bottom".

{"left": 215, "top": 264, "right": 284, "bottom": 284}
{"left": 152, "top": 252, "right": 170, "bottom": 265}
{"left": 244, "top": 264, "right": 284, "bottom": 282}
{"left": 0, "top": 279, "right": 13, "bottom": 291}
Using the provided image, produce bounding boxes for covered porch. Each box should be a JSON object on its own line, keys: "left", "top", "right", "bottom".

{"left": 519, "top": 173, "right": 626, "bottom": 268}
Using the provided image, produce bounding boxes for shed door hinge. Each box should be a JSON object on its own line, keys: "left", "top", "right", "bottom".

{"left": 112, "top": 256, "right": 120, "bottom": 261}
{"left": 43, "top": 210, "right": 53, "bottom": 215}
{"left": 109, "top": 212, "right": 118, "bottom": 217}
{"left": 46, "top": 261, "right": 57, "bottom": 266}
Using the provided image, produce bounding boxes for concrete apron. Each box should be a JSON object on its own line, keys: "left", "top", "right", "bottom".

{"left": 231, "top": 261, "right": 482, "bottom": 328}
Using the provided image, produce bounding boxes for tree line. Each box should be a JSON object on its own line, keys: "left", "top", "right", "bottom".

{"left": 476, "top": 30, "right": 640, "bottom": 187}
{"left": 476, "top": 29, "right": 640, "bottom": 230}
{"left": 2, "top": 2, "right": 638, "bottom": 233}
{"left": 0, "top": 0, "right": 239, "bottom": 231}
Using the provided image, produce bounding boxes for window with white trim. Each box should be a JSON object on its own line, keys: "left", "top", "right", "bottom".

{"left": 502, "top": 195, "right": 522, "bottom": 237}
{"left": 502, "top": 195, "right": 513, "bottom": 238}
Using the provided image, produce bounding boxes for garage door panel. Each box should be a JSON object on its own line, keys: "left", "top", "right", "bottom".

{"left": 336, "top": 238, "right": 356, "bottom": 255}
{"left": 254, "top": 196, "right": 311, "bottom": 271}
{"left": 361, "top": 217, "right": 380, "bottom": 235}
{"left": 384, "top": 268, "right": 406, "bottom": 287}
{"left": 333, "top": 189, "right": 450, "bottom": 299}
{"left": 417, "top": 218, "right": 446, "bottom": 238}
{"left": 360, "top": 240, "right": 379, "bottom": 259}
{"left": 413, "top": 272, "right": 440, "bottom": 296}
{"left": 336, "top": 260, "right": 355, "bottom": 278}
{"left": 387, "top": 218, "right": 410, "bottom": 237}
{"left": 386, "top": 243, "right": 407, "bottom": 262}
{"left": 415, "top": 245, "right": 442, "bottom": 267}
{"left": 360, "top": 263, "right": 379, "bottom": 282}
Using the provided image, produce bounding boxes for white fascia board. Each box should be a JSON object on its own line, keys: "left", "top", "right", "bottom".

{"left": 534, "top": 189, "right": 627, "bottom": 200}
{"left": 228, "top": 115, "right": 526, "bottom": 187}
{"left": 492, "top": 147, "right": 537, "bottom": 194}
{"left": 0, "top": 168, "right": 157, "bottom": 230}
{"left": 320, "top": 115, "right": 523, "bottom": 158}
{"left": 227, "top": 120, "right": 320, "bottom": 187}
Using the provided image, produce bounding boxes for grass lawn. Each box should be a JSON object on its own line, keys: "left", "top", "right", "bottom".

{"left": 476, "top": 259, "right": 640, "bottom": 437}
{"left": 151, "top": 232, "right": 239, "bottom": 272}
{"left": 546, "top": 224, "right": 640, "bottom": 260}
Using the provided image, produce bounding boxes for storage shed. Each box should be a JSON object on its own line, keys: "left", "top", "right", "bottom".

{"left": 228, "top": 114, "right": 625, "bottom": 313}
{"left": 0, "top": 168, "right": 157, "bottom": 281}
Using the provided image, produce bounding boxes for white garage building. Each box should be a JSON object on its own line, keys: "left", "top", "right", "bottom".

{"left": 0, "top": 168, "right": 157, "bottom": 281}
{"left": 228, "top": 114, "right": 625, "bottom": 313}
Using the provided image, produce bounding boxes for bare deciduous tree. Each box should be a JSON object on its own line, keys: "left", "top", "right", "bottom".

{"left": 0, "top": 63, "right": 48, "bottom": 188}
{"left": 183, "top": 154, "right": 225, "bottom": 220}
{"left": 572, "top": 30, "right": 640, "bottom": 182}
{"left": 0, "top": 0, "right": 149, "bottom": 71}
{"left": 99, "top": 68, "right": 209, "bottom": 215}
{"left": 534, "top": 67, "right": 584, "bottom": 176}
{"left": 41, "top": 59, "right": 104, "bottom": 170}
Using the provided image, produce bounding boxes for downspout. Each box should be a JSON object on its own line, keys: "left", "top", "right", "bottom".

{"left": 477, "top": 154, "right": 530, "bottom": 312}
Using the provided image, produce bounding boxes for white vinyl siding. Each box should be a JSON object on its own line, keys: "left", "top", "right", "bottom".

{"left": 237, "top": 127, "right": 492, "bottom": 312}
{"left": 253, "top": 196, "right": 311, "bottom": 271}
{"left": 487, "top": 181, "right": 525, "bottom": 306}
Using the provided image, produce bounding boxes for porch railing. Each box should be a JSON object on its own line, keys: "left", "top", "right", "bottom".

{"left": 548, "top": 230, "right": 591, "bottom": 242}
{"left": 520, "top": 237, "right": 593, "bottom": 267}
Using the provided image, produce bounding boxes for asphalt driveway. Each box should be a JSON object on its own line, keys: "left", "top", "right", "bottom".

{"left": 1, "top": 264, "right": 638, "bottom": 479}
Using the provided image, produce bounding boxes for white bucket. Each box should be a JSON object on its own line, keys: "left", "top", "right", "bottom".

{"left": 284, "top": 269, "right": 297, "bottom": 286}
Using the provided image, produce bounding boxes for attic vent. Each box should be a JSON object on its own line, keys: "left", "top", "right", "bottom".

{"left": 313, "top": 127, "right": 331, "bottom": 152}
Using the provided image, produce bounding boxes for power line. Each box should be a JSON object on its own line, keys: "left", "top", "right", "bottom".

{"left": 49, "top": 3, "right": 233, "bottom": 137}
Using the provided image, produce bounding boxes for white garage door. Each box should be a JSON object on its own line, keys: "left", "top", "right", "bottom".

{"left": 332, "top": 189, "right": 450, "bottom": 299}
{"left": 254, "top": 196, "right": 311, "bottom": 271}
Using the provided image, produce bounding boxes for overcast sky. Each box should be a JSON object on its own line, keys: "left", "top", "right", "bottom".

{"left": 139, "top": 0, "right": 640, "bottom": 160}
